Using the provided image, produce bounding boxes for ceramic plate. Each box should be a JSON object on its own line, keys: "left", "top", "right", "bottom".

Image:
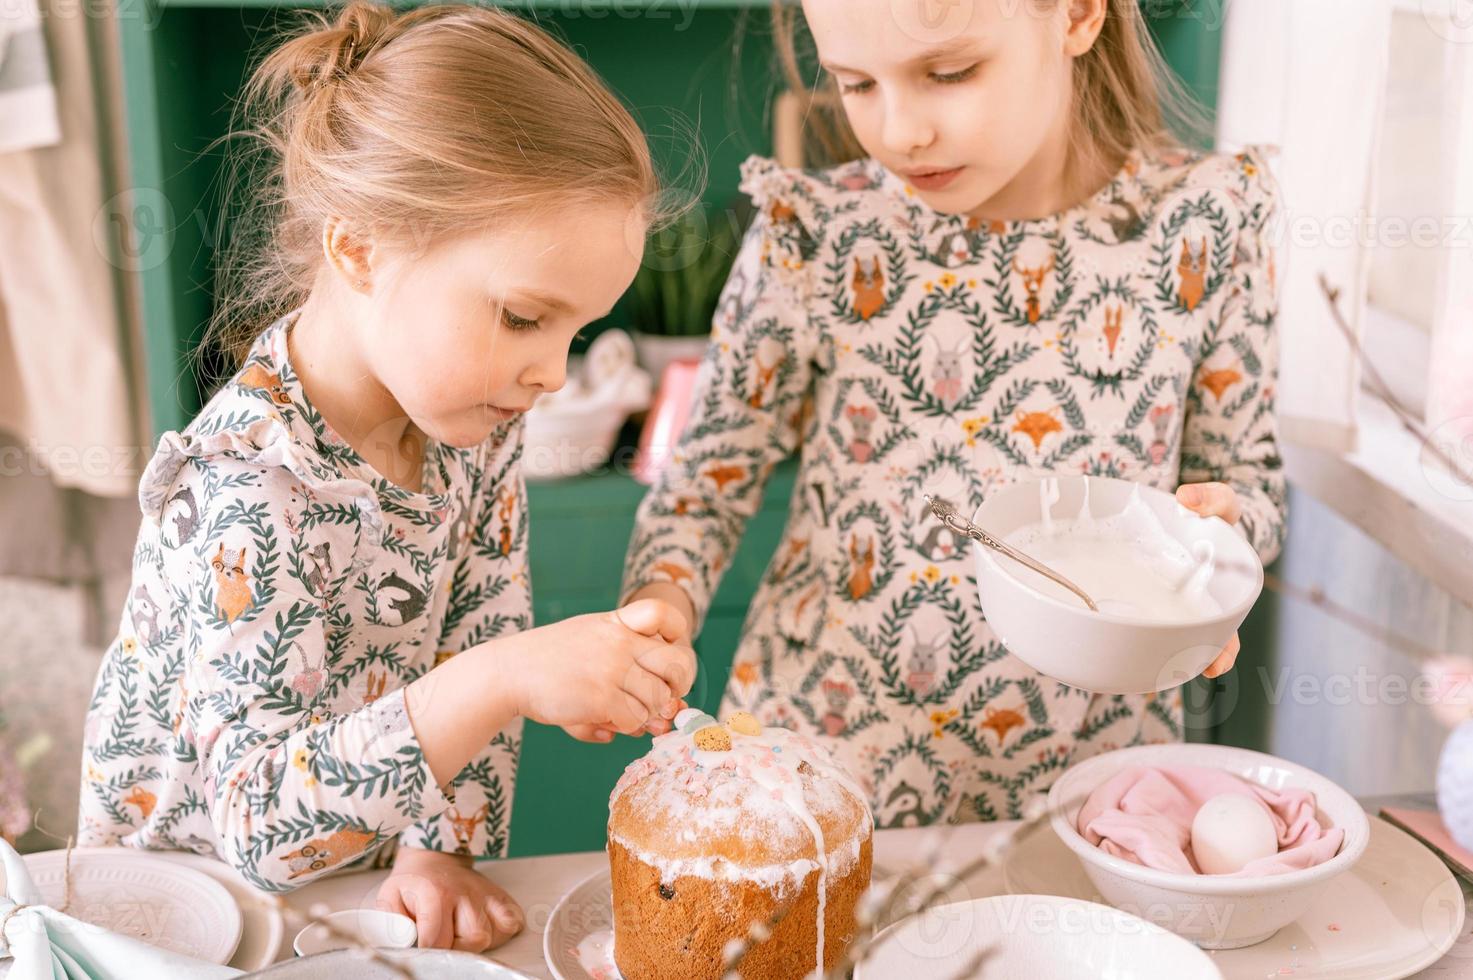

{"left": 544, "top": 868, "right": 616, "bottom": 980}
{"left": 1003, "top": 816, "right": 1466, "bottom": 978}
{"left": 153, "top": 850, "right": 285, "bottom": 971}
{"left": 854, "top": 893, "right": 1223, "bottom": 979}
{"left": 1, "top": 847, "right": 243, "bottom": 965}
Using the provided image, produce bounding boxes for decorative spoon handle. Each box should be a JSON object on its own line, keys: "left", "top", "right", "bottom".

{"left": 923, "top": 493, "right": 1100, "bottom": 613}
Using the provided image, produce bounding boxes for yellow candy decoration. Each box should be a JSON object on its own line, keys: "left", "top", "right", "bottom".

{"left": 726, "top": 711, "right": 762, "bottom": 737}
{"left": 693, "top": 725, "right": 732, "bottom": 752}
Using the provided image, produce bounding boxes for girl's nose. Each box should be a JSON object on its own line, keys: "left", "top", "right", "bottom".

{"left": 880, "top": 99, "right": 936, "bottom": 157}
{"left": 522, "top": 355, "right": 566, "bottom": 395}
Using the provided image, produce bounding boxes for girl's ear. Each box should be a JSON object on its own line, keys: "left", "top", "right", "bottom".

{"left": 322, "top": 218, "right": 377, "bottom": 294}
{"left": 1062, "top": 0, "right": 1109, "bottom": 58}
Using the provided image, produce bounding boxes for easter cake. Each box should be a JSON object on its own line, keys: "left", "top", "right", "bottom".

{"left": 606, "top": 709, "right": 873, "bottom": 979}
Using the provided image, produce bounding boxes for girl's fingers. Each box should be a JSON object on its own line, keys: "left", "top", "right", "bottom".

{"left": 1203, "top": 633, "right": 1242, "bottom": 679}
{"left": 614, "top": 598, "right": 688, "bottom": 643}
{"left": 451, "top": 895, "right": 492, "bottom": 952}
{"left": 637, "top": 644, "right": 698, "bottom": 700}
{"left": 564, "top": 724, "right": 615, "bottom": 744}
{"left": 621, "top": 667, "right": 673, "bottom": 722}
{"left": 610, "top": 691, "right": 652, "bottom": 735}
{"left": 375, "top": 881, "right": 409, "bottom": 917}
{"left": 1176, "top": 482, "right": 1241, "bottom": 524}
{"left": 403, "top": 887, "right": 452, "bottom": 949}
{"left": 484, "top": 885, "right": 525, "bottom": 938}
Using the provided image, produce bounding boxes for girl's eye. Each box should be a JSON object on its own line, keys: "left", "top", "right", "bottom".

{"left": 838, "top": 78, "right": 874, "bottom": 95}
{"left": 932, "top": 64, "right": 979, "bottom": 84}
{"left": 501, "top": 308, "right": 541, "bottom": 332}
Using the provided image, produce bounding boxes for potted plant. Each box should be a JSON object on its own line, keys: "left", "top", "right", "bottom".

{"left": 628, "top": 203, "right": 745, "bottom": 383}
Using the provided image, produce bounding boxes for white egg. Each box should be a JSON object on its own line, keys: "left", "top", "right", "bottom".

{"left": 1190, "top": 792, "right": 1279, "bottom": 875}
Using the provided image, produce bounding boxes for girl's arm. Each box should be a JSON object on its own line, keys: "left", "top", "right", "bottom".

{"left": 1178, "top": 150, "right": 1287, "bottom": 565}
{"left": 622, "top": 189, "right": 821, "bottom": 638}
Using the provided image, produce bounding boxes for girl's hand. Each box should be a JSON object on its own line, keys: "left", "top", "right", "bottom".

{"left": 499, "top": 598, "right": 696, "bottom": 738}
{"left": 1176, "top": 481, "right": 1242, "bottom": 679}
{"left": 623, "top": 582, "right": 696, "bottom": 646}
{"left": 376, "top": 847, "right": 523, "bottom": 952}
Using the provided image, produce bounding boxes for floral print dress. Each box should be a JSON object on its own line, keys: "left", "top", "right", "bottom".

{"left": 78, "top": 313, "right": 531, "bottom": 892}
{"left": 623, "top": 145, "right": 1286, "bottom": 827}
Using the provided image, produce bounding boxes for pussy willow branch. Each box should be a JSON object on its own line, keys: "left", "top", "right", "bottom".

{"left": 1317, "top": 274, "right": 1473, "bottom": 487}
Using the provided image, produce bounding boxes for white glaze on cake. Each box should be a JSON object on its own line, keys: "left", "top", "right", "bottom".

{"left": 608, "top": 717, "right": 873, "bottom": 976}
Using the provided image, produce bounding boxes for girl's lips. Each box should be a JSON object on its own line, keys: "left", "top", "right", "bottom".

{"left": 906, "top": 166, "right": 965, "bottom": 192}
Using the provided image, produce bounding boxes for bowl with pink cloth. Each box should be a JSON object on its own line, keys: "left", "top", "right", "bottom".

{"left": 1046, "top": 743, "right": 1370, "bottom": 950}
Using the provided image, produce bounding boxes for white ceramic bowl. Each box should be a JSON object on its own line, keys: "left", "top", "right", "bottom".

{"left": 972, "top": 475, "right": 1263, "bottom": 694}
{"left": 1047, "top": 743, "right": 1371, "bottom": 949}
{"left": 856, "top": 893, "right": 1223, "bottom": 979}
{"left": 292, "top": 908, "right": 418, "bottom": 956}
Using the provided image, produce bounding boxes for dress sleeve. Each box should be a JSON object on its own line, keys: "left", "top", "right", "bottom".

{"left": 398, "top": 420, "right": 531, "bottom": 858}
{"left": 1178, "top": 147, "right": 1287, "bottom": 564}
{"left": 163, "top": 457, "right": 451, "bottom": 893}
{"left": 621, "top": 156, "right": 825, "bottom": 634}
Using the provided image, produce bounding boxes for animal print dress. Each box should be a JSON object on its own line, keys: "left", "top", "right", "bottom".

{"left": 78, "top": 314, "right": 531, "bottom": 892}
{"left": 623, "top": 145, "right": 1286, "bottom": 827}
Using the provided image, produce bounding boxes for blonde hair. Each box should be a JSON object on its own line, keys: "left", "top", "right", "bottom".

{"left": 770, "top": 0, "right": 1209, "bottom": 173}
{"left": 207, "top": 1, "right": 661, "bottom": 370}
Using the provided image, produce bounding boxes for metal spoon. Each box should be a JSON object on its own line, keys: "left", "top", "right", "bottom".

{"left": 923, "top": 493, "right": 1100, "bottom": 612}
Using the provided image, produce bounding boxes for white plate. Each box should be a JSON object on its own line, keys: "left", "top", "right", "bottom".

{"left": 543, "top": 868, "right": 615, "bottom": 980}
{"left": 0, "top": 847, "right": 244, "bottom": 965}
{"left": 152, "top": 850, "right": 285, "bottom": 971}
{"left": 854, "top": 893, "right": 1223, "bottom": 979}
{"left": 1003, "top": 816, "right": 1467, "bottom": 978}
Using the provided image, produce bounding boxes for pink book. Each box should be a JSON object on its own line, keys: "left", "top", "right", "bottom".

{"left": 1380, "top": 805, "right": 1473, "bottom": 877}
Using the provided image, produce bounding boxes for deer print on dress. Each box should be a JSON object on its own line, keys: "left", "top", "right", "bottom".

{"left": 1101, "top": 305, "right": 1124, "bottom": 360}
{"left": 652, "top": 560, "right": 695, "bottom": 588}
{"left": 211, "top": 544, "right": 252, "bottom": 627}
{"left": 844, "top": 404, "right": 877, "bottom": 463}
{"left": 748, "top": 354, "right": 783, "bottom": 410}
{"left": 447, "top": 803, "right": 488, "bottom": 856}
{"left": 846, "top": 534, "right": 875, "bottom": 601}
{"left": 445, "top": 496, "right": 472, "bottom": 563}
{"left": 820, "top": 678, "right": 853, "bottom": 736}
{"left": 363, "top": 670, "right": 387, "bottom": 705}
{"left": 1013, "top": 255, "right": 1056, "bottom": 325}
{"left": 852, "top": 257, "right": 885, "bottom": 321}
{"left": 1177, "top": 237, "right": 1208, "bottom": 311}
{"left": 165, "top": 485, "right": 202, "bottom": 545}
{"left": 377, "top": 570, "right": 427, "bottom": 626}
{"left": 130, "top": 584, "right": 162, "bottom": 647}
{"left": 1148, "top": 405, "right": 1175, "bottom": 465}
{"left": 905, "top": 627, "right": 942, "bottom": 697}
{"left": 928, "top": 335, "right": 965, "bottom": 406}
{"left": 281, "top": 828, "right": 377, "bottom": 881}
{"left": 238, "top": 364, "right": 292, "bottom": 405}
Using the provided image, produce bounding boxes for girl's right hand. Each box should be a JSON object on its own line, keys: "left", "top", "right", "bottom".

{"left": 497, "top": 598, "right": 696, "bottom": 738}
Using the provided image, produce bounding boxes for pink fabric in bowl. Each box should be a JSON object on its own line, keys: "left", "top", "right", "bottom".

{"left": 1077, "top": 764, "right": 1347, "bottom": 877}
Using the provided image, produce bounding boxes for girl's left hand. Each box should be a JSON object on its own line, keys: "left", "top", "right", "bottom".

{"left": 1175, "top": 482, "right": 1241, "bottom": 679}
{"left": 377, "top": 847, "right": 523, "bottom": 951}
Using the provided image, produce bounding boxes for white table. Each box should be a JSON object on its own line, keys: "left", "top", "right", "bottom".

{"left": 282, "top": 821, "right": 1472, "bottom": 979}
